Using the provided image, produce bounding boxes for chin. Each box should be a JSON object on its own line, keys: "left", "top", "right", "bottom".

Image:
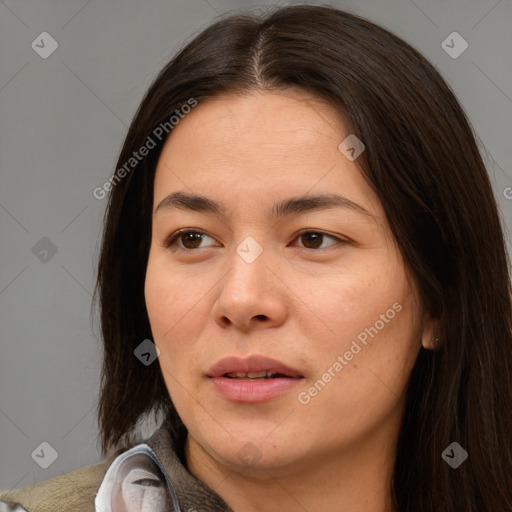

{"left": 200, "top": 427, "right": 308, "bottom": 472}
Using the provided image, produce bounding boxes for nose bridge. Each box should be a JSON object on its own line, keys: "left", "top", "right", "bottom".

{"left": 226, "top": 234, "right": 268, "bottom": 294}
{"left": 235, "top": 234, "right": 266, "bottom": 267}
{"left": 212, "top": 233, "right": 288, "bottom": 329}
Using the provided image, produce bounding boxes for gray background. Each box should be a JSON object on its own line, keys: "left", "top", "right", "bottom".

{"left": 1, "top": 0, "right": 511, "bottom": 490}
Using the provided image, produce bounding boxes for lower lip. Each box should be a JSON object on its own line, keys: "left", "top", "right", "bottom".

{"left": 210, "top": 376, "right": 302, "bottom": 403}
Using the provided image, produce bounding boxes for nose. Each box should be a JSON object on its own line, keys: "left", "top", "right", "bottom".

{"left": 211, "top": 241, "right": 288, "bottom": 332}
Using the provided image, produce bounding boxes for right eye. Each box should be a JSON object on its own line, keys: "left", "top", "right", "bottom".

{"left": 164, "top": 229, "right": 218, "bottom": 250}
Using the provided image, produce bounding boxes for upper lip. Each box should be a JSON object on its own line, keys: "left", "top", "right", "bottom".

{"left": 207, "top": 355, "right": 303, "bottom": 378}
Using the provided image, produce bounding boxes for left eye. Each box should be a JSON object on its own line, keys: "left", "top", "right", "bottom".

{"left": 294, "top": 230, "right": 342, "bottom": 249}
{"left": 164, "top": 230, "right": 344, "bottom": 250}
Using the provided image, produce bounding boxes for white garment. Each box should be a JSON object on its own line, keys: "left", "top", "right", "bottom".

{"left": 94, "top": 443, "right": 179, "bottom": 512}
{"left": 0, "top": 502, "right": 27, "bottom": 511}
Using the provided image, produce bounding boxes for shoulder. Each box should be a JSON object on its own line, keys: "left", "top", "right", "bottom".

{"left": 0, "top": 457, "right": 113, "bottom": 512}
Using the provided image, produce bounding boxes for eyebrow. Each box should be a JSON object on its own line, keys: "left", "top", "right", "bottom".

{"left": 155, "top": 191, "right": 373, "bottom": 218}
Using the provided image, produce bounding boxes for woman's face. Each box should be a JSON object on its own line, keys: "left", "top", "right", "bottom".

{"left": 145, "top": 88, "right": 431, "bottom": 475}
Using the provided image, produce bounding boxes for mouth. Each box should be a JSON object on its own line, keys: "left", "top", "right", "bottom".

{"left": 207, "top": 355, "right": 304, "bottom": 403}
{"left": 207, "top": 355, "right": 303, "bottom": 379}
{"left": 223, "top": 371, "right": 297, "bottom": 380}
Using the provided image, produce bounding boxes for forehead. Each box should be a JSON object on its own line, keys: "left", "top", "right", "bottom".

{"left": 152, "top": 89, "right": 384, "bottom": 222}
{"left": 158, "top": 88, "right": 346, "bottom": 166}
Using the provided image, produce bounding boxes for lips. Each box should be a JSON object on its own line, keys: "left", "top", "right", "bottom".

{"left": 207, "top": 355, "right": 304, "bottom": 403}
{"left": 207, "top": 355, "right": 303, "bottom": 379}
{"left": 224, "top": 371, "right": 289, "bottom": 379}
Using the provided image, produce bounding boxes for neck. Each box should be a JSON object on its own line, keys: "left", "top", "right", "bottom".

{"left": 184, "top": 428, "right": 397, "bottom": 512}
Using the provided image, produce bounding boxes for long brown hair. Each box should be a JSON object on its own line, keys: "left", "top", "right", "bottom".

{"left": 93, "top": 5, "right": 512, "bottom": 510}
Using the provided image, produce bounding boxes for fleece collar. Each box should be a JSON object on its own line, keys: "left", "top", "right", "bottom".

{"left": 94, "top": 423, "right": 233, "bottom": 512}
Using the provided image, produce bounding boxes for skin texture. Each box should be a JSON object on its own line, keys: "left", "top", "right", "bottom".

{"left": 144, "top": 88, "right": 434, "bottom": 512}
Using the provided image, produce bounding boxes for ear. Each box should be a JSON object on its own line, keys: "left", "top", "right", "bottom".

{"left": 420, "top": 310, "right": 439, "bottom": 351}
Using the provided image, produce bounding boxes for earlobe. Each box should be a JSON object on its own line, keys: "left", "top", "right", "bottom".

{"left": 422, "top": 336, "right": 441, "bottom": 351}
{"left": 420, "top": 311, "right": 439, "bottom": 351}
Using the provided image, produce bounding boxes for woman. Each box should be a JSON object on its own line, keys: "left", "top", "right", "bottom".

{"left": 1, "top": 4, "right": 511, "bottom": 511}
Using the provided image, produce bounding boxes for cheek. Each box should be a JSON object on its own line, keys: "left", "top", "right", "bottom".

{"left": 306, "top": 255, "right": 420, "bottom": 394}
{"left": 308, "top": 260, "right": 407, "bottom": 351}
{"left": 145, "top": 252, "right": 199, "bottom": 330}
{"left": 298, "top": 300, "right": 421, "bottom": 444}
{"left": 144, "top": 256, "right": 205, "bottom": 364}
{"left": 315, "top": 284, "right": 420, "bottom": 399}
{"left": 145, "top": 260, "right": 201, "bottom": 401}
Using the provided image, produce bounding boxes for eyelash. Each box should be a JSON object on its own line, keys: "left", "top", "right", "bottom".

{"left": 163, "top": 229, "right": 349, "bottom": 251}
